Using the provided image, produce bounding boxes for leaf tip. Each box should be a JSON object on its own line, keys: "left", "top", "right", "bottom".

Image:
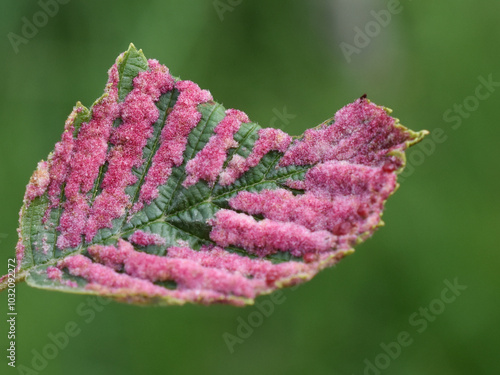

{"left": 127, "top": 42, "right": 138, "bottom": 52}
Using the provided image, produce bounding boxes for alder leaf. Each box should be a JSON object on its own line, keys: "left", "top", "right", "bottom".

{"left": 0, "top": 44, "right": 427, "bottom": 306}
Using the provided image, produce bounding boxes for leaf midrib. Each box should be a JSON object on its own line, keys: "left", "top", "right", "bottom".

{"left": 120, "top": 156, "right": 307, "bottom": 238}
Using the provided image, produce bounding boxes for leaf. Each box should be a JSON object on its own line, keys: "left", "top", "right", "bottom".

{"left": 0, "top": 44, "right": 427, "bottom": 306}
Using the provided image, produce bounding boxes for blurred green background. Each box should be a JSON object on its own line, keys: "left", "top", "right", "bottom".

{"left": 0, "top": 1, "right": 498, "bottom": 374}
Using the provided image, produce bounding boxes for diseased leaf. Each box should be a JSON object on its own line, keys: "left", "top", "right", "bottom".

{"left": 0, "top": 44, "right": 427, "bottom": 306}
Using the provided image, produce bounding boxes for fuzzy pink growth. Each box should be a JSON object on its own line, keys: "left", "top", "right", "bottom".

{"left": 56, "top": 195, "right": 90, "bottom": 249}
{"left": 218, "top": 154, "right": 246, "bottom": 186}
{"left": 87, "top": 242, "right": 130, "bottom": 271}
{"left": 46, "top": 106, "right": 81, "bottom": 209}
{"left": 46, "top": 266, "right": 77, "bottom": 288}
{"left": 209, "top": 210, "right": 336, "bottom": 257}
{"left": 64, "top": 64, "right": 120, "bottom": 198}
{"left": 168, "top": 246, "right": 324, "bottom": 287}
{"left": 219, "top": 128, "right": 292, "bottom": 186}
{"left": 137, "top": 80, "right": 213, "bottom": 207}
{"left": 58, "top": 254, "right": 171, "bottom": 296}
{"left": 230, "top": 161, "right": 396, "bottom": 238}
{"left": 47, "top": 266, "right": 63, "bottom": 280}
{"left": 284, "top": 179, "right": 306, "bottom": 190}
{"left": 57, "top": 64, "right": 120, "bottom": 249}
{"left": 59, "top": 252, "right": 244, "bottom": 305}
{"left": 133, "top": 60, "right": 174, "bottom": 100}
{"left": 280, "top": 98, "right": 410, "bottom": 168}
{"left": 88, "top": 240, "right": 264, "bottom": 298}
{"left": 125, "top": 252, "right": 262, "bottom": 299}
{"left": 230, "top": 190, "right": 371, "bottom": 238}
{"left": 183, "top": 109, "right": 249, "bottom": 187}
{"left": 229, "top": 189, "right": 348, "bottom": 234}
{"left": 85, "top": 60, "right": 174, "bottom": 241}
{"left": 248, "top": 128, "right": 292, "bottom": 164}
{"left": 24, "top": 161, "right": 50, "bottom": 203}
{"left": 129, "top": 230, "right": 167, "bottom": 247}
{"left": 304, "top": 161, "right": 396, "bottom": 200}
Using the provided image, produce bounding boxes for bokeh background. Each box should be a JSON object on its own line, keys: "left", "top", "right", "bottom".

{"left": 0, "top": 1, "right": 498, "bottom": 374}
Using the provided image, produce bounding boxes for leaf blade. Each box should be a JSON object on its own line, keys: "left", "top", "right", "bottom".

{"left": 5, "top": 45, "right": 427, "bottom": 305}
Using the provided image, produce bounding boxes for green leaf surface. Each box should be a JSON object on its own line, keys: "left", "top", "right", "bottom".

{"left": 0, "top": 44, "right": 427, "bottom": 306}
